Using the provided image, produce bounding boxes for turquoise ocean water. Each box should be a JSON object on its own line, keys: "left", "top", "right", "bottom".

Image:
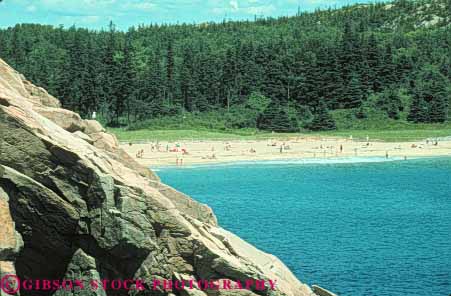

{"left": 157, "top": 157, "right": 451, "bottom": 296}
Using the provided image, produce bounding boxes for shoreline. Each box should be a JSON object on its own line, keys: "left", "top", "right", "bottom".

{"left": 151, "top": 156, "right": 432, "bottom": 170}
{"left": 120, "top": 136, "right": 451, "bottom": 168}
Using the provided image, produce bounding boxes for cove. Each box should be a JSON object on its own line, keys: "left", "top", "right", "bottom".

{"left": 157, "top": 157, "right": 451, "bottom": 296}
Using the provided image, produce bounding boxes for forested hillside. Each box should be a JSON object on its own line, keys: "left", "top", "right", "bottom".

{"left": 0, "top": 0, "right": 450, "bottom": 132}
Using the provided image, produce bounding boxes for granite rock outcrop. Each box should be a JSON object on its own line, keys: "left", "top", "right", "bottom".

{"left": 0, "top": 58, "right": 315, "bottom": 296}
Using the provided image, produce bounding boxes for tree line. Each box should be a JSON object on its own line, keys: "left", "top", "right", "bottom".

{"left": 0, "top": 0, "right": 450, "bottom": 131}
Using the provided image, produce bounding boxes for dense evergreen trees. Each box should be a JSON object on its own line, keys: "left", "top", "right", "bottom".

{"left": 308, "top": 102, "right": 337, "bottom": 131}
{"left": 257, "top": 100, "right": 299, "bottom": 132}
{"left": 408, "top": 65, "right": 450, "bottom": 123}
{"left": 0, "top": 0, "right": 450, "bottom": 131}
{"left": 378, "top": 87, "right": 404, "bottom": 120}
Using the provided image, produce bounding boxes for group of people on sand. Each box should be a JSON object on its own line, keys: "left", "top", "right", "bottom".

{"left": 166, "top": 143, "right": 190, "bottom": 156}
{"left": 278, "top": 142, "right": 291, "bottom": 153}
{"left": 202, "top": 153, "right": 217, "bottom": 160}
{"left": 130, "top": 135, "right": 444, "bottom": 165}
{"left": 132, "top": 141, "right": 192, "bottom": 164}
{"left": 175, "top": 156, "right": 184, "bottom": 166}
{"left": 267, "top": 141, "right": 292, "bottom": 154}
{"left": 150, "top": 142, "right": 163, "bottom": 152}
{"left": 425, "top": 139, "right": 439, "bottom": 146}
{"left": 136, "top": 149, "right": 144, "bottom": 159}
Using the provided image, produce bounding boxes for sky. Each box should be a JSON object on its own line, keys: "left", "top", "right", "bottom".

{"left": 0, "top": 0, "right": 382, "bottom": 30}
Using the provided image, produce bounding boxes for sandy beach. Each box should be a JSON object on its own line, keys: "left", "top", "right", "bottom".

{"left": 120, "top": 136, "right": 451, "bottom": 167}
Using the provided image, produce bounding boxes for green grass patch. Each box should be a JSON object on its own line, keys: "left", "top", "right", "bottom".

{"left": 110, "top": 122, "right": 451, "bottom": 143}
{"left": 109, "top": 128, "right": 303, "bottom": 142}
{"left": 317, "top": 124, "right": 451, "bottom": 142}
{"left": 109, "top": 107, "right": 451, "bottom": 142}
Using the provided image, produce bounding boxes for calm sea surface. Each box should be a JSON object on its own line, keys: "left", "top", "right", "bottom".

{"left": 157, "top": 157, "right": 451, "bottom": 296}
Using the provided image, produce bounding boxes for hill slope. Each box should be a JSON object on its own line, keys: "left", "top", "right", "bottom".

{"left": 0, "top": 0, "right": 450, "bottom": 132}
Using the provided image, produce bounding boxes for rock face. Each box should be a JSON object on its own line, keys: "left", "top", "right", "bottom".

{"left": 0, "top": 58, "right": 315, "bottom": 296}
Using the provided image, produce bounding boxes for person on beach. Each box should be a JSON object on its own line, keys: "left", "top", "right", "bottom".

{"left": 176, "top": 156, "right": 179, "bottom": 166}
{"left": 340, "top": 144, "right": 343, "bottom": 153}
{"left": 385, "top": 151, "right": 389, "bottom": 159}
{"left": 280, "top": 145, "right": 283, "bottom": 153}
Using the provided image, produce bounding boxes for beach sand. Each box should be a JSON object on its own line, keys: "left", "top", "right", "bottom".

{"left": 120, "top": 136, "right": 451, "bottom": 168}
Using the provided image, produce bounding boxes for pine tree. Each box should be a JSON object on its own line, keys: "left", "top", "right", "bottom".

{"left": 180, "top": 46, "right": 196, "bottom": 112}
{"left": 80, "top": 35, "right": 102, "bottom": 118}
{"left": 111, "top": 35, "right": 135, "bottom": 125}
{"left": 57, "top": 27, "right": 84, "bottom": 112}
{"left": 257, "top": 100, "right": 298, "bottom": 132}
{"left": 379, "top": 43, "right": 396, "bottom": 86}
{"left": 298, "top": 51, "right": 320, "bottom": 107}
{"left": 408, "top": 95, "right": 429, "bottom": 123}
{"left": 379, "top": 87, "right": 403, "bottom": 120}
{"left": 366, "top": 33, "right": 383, "bottom": 92}
{"left": 8, "top": 26, "right": 24, "bottom": 68}
{"left": 317, "top": 46, "right": 342, "bottom": 108}
{"left": 340, "top": 20, "right": 359, "bottom": 83}
{"left": 149, "top": 49, "right": 164, "bottom": 104}
{"left": 308, "top": 101, "right": 336, "bottom": 131}
{"left": 342, "top": 72, "right": 364, "bottom": 108}
{"left": 408, "top": 65, "right": 450, "bottom": 123}
{"left": 262, "top": 53, "right": 286, "bottom": 105}
{"left": 240, "top": 42, "right": 260, "bottom": 96}
{"left": 0, "top": 32, "right": 5, "bottom": 57}
{"left": 222, "top": 47, "right": 236, "bottom": 111}
{"left": 272, "top": 109, "right": 299, "bottom": 132}
{"left": 166, "top": 41, "right": 175, "bottom": 104}
{"left": 429, "top": 93, "right": 448, "bottom": 123}
{"left": 101, "top": 21, "right": 118, "bottom": 124}
{"left": 253, "top": 44, "right": 269, "bottom": 94}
